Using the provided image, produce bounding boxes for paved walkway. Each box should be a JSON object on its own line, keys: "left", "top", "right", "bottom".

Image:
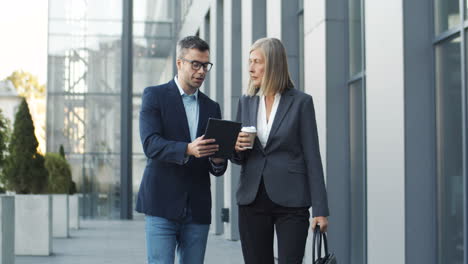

{"left": 15, "top": 220, "right": 243, "bottom": 264}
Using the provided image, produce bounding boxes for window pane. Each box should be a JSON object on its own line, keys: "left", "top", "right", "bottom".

{"left": 49, "top": 0, "right": 122, "bottom": 21}
{"left": 47, "top": 0, "right": 123, "bottom": 219}
{"left": 132, "top": 0, "right": 174, "bottom": 218}
{"left": 133, "top": 95, "right": 145, "bottom": 218}
{"left": 435, "top": 35, "right": 463, "bottom": 264}
{"left": 349, "top": 0, "right": 362, "bottom": 77}
{"left": 350, "top": 79, "right": 366, "bottom": 264}
{"left": 434, "top": 0, "right": 460, "bottom": 34}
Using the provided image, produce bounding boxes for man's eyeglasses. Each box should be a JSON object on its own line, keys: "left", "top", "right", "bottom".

{"left": 180, "top": 58, "right": 213, "bottom": 72}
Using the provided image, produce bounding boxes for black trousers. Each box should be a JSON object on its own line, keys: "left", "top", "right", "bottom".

{"left": 238, "top": 178, "right": 310, "bottom": 264}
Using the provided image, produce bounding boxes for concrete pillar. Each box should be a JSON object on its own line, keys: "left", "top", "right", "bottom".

{"left": 403, "top": 0, "right": 436, "bottom": 262}
{"left": 241, "top": 0, "right": 266, "bottom": 93}
{"left": 266, "top": 0, "right": 281, "bottom": 39}
{"left": 223, "top": 0, "right": 242, "bottom": 241}
{"left": 303, "top": 1, "right": 328, "bottom": 262}
{"left": 15, "top": 195, "right": 52, "bottom": 256}
{"left": 365, "top": 0, "right": 405, "bottom": 263}
{"left": 209, "top": 0, "right": 225, "bottom": 236}
{"left": 266, "top": 0, "right": 299, "bottom": 86}
{"left": 304, "top": 0, "right": 349, "bottom": 262}
{"left": 0, "top": 196, "right": 14, "bottom": 264}
{"left": 241, "top": 0, "right": 253, "bottom": 93}
{"left": 199, "top": 11, "right": 210, "bottom": 94}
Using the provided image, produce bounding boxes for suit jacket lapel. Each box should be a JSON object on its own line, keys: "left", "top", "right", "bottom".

{"left": 197, "top": 92, "right": 208, "bottom": 138}
{"left": 248, "top": 95, "right": 265, "bottom": 154}
{"left": 266, "top": 88, "right": 294, "bottom": 148}
{"left": 168, "top": 80, "right": 191, "bottom": 141}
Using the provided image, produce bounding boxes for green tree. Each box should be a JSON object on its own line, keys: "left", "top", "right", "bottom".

{"left": 0, "top": 109, "right": 10, "bottom": 170}
{"left": 45, "top": 153, "right": 72, "bottom": 194}
{"left": 2, "top": 98, "right": 48, "bottom": 194}
{"left": 0, "top": 108, "right": 5, "bottom": 195}
{"left": 59, "top": 144, "right": 65, "bottom": 158}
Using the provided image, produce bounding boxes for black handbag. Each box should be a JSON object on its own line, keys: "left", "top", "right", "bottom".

{"left": 312, "top": 225, "right": 337, "bottom": 264}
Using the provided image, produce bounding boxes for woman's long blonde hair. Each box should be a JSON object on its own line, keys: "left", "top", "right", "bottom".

{"left": 246, "top": 38, "right": 294, "bottom": 96}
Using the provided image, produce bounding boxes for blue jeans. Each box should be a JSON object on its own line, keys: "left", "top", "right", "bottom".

{"left": 145, "top": 211, "right": 210, "bottom": 264}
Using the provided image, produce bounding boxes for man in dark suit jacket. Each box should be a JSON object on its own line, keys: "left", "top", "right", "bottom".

{"left": 136, "top": 36, "right": 227, "bottom": 264}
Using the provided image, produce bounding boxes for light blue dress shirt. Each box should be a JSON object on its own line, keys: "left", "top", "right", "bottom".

{"left": 174, "top": 76, "right": 199, "bottom": 142}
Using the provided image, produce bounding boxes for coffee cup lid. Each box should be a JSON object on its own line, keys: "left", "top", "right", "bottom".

{"left": 241, "top": 126, "right": 257, "bottom": 133}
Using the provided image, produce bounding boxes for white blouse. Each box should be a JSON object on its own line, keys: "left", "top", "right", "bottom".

{"left": 257, "top": 93, "right": 281, "bottom": 148}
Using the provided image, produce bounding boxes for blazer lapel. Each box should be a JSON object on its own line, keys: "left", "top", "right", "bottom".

{"left": 168, "top": 80, "right": 191, "bottom": 141}
{"left": 265, "top": 88, "right": 294, "bottom": 148}
{"left": 248, "top": 95, "right": 265, "bottom": 154}
{"left": 196, "top": 92, "right": 208, "bottom": 138}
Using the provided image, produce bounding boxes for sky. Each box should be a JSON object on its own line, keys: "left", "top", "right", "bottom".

{"left": 0, "top": 0, "right": 48, "bottom": 84}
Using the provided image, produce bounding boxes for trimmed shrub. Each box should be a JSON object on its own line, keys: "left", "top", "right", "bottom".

{"left": 57, "top": 145, "right": 77, "bottom": 194}
{"left": 45, "top": 153, "right": 72, "bottom": 194}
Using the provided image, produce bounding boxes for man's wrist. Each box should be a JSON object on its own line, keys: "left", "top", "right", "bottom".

{"left": 185, "top": 142, "right": 192, "bottom": 156}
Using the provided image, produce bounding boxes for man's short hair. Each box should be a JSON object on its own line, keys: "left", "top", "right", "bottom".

{"left": 177, "top": 36, "right": 210, "bottom": 58}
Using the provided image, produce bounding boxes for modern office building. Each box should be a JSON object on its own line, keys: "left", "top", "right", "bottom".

{"left": 46, "top": 0, "right": 467, "bottom": 263}
{"left": 47, "top": 0, "right": 172, "bottom": 219}
{"left": 0, "top": 80, "right": 21, "bottom": 124}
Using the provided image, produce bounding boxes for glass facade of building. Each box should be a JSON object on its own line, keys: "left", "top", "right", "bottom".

{"left": 434, "top": 1, "right": 465, "bottom": 263}
{"left": 47, "top": 0, "right": 174, "bottom": 219}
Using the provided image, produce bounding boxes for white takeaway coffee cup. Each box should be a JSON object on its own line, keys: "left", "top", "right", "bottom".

{"left": 241, "top": 126, "right": 257, "bottom": 149}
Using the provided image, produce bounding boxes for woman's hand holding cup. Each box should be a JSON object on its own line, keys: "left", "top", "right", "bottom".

{"left": 235, "top": 127, "right": 256, "bottom": 152}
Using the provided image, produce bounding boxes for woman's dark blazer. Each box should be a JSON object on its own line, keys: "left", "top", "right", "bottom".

{"left": 231, "top": 88, "right": 329, "bottom": 217}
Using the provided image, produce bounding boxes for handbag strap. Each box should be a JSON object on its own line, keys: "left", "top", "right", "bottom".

{"left": 312, "top": 225, "right": 323, "bottom": 261}
{"left": 313, "top": 225, "right": 331, "bottom": 261}
{"left": 321, "top": 230, "right": 329, "bottom": 256}
{"left": 312, "top": 225, "right": 318, "bottom": 260}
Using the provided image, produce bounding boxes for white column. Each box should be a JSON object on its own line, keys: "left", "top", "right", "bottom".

{"left": 303, "top": 1, "right": 328, "bottom": 262}
{"left": 304, "top": 0, "right": 327, "bottom": 176}
{"left": 223, "top": 0, "right": 242, "bottom": 241}
{"left": 209, "top": 0, "right": 225, "bottom": 236}
{"left": 365, "top": 1, "right": 405, "bottom": 263}
{"left": 266, "top": 0, "right": 281, "bottom": 39}
{"left": 199, "top": 13, "right": 210, "bottom": 94}
{"left": 241, "top": 0, "right": 266, "bottom": 93}
{"left": 241, "top": 0, "right": 253, "bottom": 93}
{"left": 0, "top": 196, "right": 14, "bottom": 264}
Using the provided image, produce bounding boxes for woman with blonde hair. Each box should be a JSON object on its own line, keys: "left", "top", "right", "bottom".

{"left": 231, "top": 37, "right": 329, "bottom": 264}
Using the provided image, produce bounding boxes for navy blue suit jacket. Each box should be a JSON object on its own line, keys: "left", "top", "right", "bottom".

{"left": 136, "top": 79, "right": 227, "bottom": 224}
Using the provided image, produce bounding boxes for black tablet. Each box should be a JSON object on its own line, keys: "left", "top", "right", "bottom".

{"left": 204, "top": 118, "right": 242, "bottom": 158}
